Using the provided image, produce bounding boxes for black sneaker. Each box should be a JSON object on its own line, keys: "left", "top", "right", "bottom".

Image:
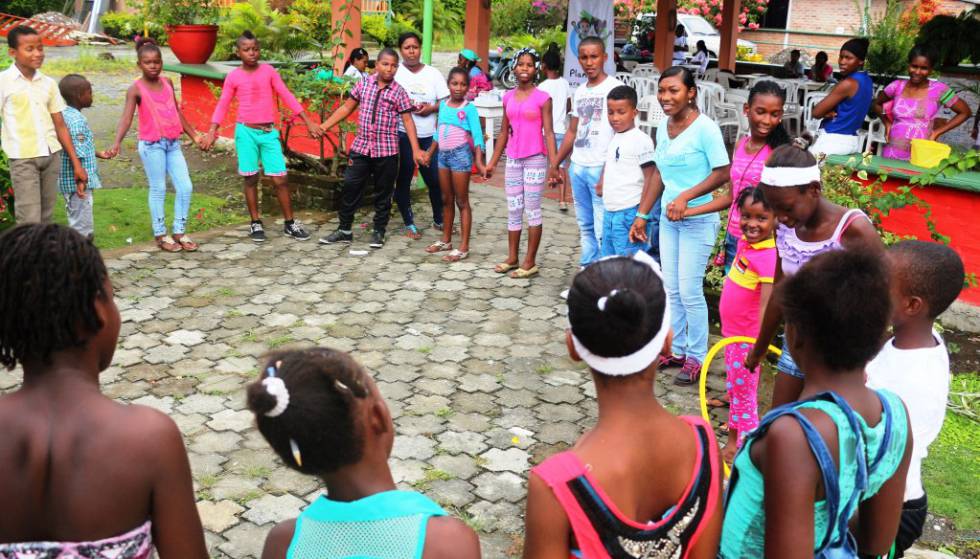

{"left": 319, "top": 229, "right": 353, "bottom": 245}
{"left": 369, "top": 230, "right": 385, "bottom": 248}
{"left": 249, "top": 221, "right": 267, "bottom": 243}
{"left": 284, "top": 221, "right": 311, "bottom": 241}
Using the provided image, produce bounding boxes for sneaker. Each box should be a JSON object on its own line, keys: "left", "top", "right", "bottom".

{"left": 369, "top": 230, "right": 385, "bottom": 249}
{"left": 658, "top": 354, "right": 686, "bottom": 369}
{"left": 249, "top": 221, "right": 267, "bottom": 243}
{"left": 319, "top": 229, "right": 353, "bottom": 245}
{"left": 674, "top": 357, "right": 703, "bottom": 385}
{"left": 284, "top": 221, "right": 311, "bottom": 241}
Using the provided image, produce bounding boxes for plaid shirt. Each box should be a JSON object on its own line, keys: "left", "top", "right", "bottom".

{"left": 59, "top": 106, "right": 101, "bottom": 195}
{"left": 349, "top": 75, "right": 413, "bottom": 158}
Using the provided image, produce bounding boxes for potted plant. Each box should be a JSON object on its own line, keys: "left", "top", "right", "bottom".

{"left": 151, "top": 0, "right": 221, "bottom": 64}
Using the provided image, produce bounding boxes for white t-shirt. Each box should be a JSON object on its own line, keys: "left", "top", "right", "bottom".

{"left": 570, "top": 75, "right": 624, "bottom": 167}
{"left": 865, "top": 331, "right": 950, "bottom": 501}
{"left": 538, "top": 77, "right": 570, "bottom": 134}
{"left": 603, "top": 127, "right": 655, "bottom": 211}
{"left": 394, "top": 64, "right": 449, "bottom": 137}
{"left": 344, "top": 65, "right": 367, "bottom": 80}
{"left": 673, "top": 35, "right": 688, "bottom": 64}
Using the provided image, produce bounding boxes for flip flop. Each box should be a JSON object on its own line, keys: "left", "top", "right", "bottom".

{"left": 173, "top": 234, "right": 198, "bottom": 252}
{"left": 156, "top": 235, "right": 182, "bottom": 253}
{"left": 443, "top": 249, "right": 469, "bottom": 262}
{"left": 707, "top": 396, "right": 731, "bottom": 409}
{"left": 494, "top": 262, "right": 519, "bottom": 274}
{"left": 425, "top": 241, "right": 452, "bottom": 253}
{"left": 509, "top": 266, "right": 539, "bottom": 279}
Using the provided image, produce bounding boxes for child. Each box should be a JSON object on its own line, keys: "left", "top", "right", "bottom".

{"left": 720, "top": 249, "right": 912, "bottom": 558}
{"left": 810, "top": 38, "right": 873, "bottom": 156}
{"left": 318, "top": 48, "right": 426, "bottom": 249}
{"left": 109, "top": 38, "right": 202, "bottom": 252}
{"left": 58, "top": 74, "right": 109, "bottom": 239}
{"left": 424, "top": 67, "right": 485, "bottom": 262}
{"left": 523, "top": 251, "right": 723, "bottom": 558}
{"left": 715, "top": 188, "right": 776, "bottom": 464}
{"left": 343, "top": 47, "right": 369, "bottom": 81}
{"left": 597, "top": 85, "right": 655, "bottom": 257}
{"left": 201, "top": 30, "right": 322, "bottom": 243}
{"left": 0, "top": 224, "right": 208, "bottom": 558}
{"left": 552, "top": 37, "right": 624, "bottom": 266}
{"left": 457, "top": 48, "right": 491, "bottom": 101}
{"left": 809, "top": 51, "right": 833, "bottom": 83}
{"left": 692, "top": 40, "right": 710, "bottom": 75}
{"left": 537, "top": 43, "right": 571, "bottom": 211}
{"left": 485, "top": 47, "right": 558, "bottom": 280}
{"left": 628, "top": 66, "right": 729, "bottom": 386}
{"left": 782, "top": 49, "right": 804, "bottom": 79}
{"left": 0, "top": 26, "right": 87, "bottom": 224}
{"left": 866, "top": 241, "right": 965, "bottom": 558}
{"left": 745, "top": 138, "right": 884, "bottom": 407}
{"left": 245, "top": 348, "right": 481, "bottom": 559}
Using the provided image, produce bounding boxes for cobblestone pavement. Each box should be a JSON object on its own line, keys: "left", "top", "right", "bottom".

{"left": 1, "top": 184, "right": 735, "bottom": 559}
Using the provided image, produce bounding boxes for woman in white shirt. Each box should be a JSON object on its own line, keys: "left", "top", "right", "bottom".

{"left": 343, "top": 48, "right": 369, "bottom": 81}
{"left": 537, "top": 44, "right": 572, "bottom": 210}
{"left": 691, "top": 40, "right": 709, "bottom": 75}
{"left": 672, "top": 24, "right": 689, "bottom": 65}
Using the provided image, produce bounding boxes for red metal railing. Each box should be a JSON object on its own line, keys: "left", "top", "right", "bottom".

{"left": 0, "top": 12, "right": 78, "bottom": 46}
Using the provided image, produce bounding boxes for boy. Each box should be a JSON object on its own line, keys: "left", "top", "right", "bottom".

{"left": 866, "top": 240, "right": 965, "bottom": 558}
{"left": 597, "top": 85, "right": 654, "bottom": 257}
{"left": 551, "top": 37, "right": 623, "bottom": 266}
{"left": 318, "top": 48, "right": 425, "bottom": 249}
{"left": 58, "top": 74, "right": 109, "bottom": 239}
{"left": 0, "top": 26, "right": 87, "bottom": 224}
{"left": 783, "top": 49, "right": 804, "bottom": 78}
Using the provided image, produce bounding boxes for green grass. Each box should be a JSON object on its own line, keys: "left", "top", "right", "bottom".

{"left": 0, "top": 48, "right": 134, "bottom": 76}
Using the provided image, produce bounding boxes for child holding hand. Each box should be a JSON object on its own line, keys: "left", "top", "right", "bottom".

{"left": 58, "top": 74, "right": 110, "bottom": 239}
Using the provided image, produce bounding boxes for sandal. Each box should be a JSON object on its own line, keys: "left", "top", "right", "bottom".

{"left": 405, "top": 225, "right": 423, "bottom": 240}
{"left": 559, "top": 201, "right": 569, "bottom": 212}
{"left": 494, "top": 262, "right": 519, "bottom": 274}
{"left": 156, "top": 235, "right": 182, "bottom": 253}
{"left": 509, "top": 266, "right": 539, "bottom": 279}
{"left": 173, "top": 234, "right": 198, "bottom": 252}
{"left": 707, "top": 396, "right": 731, "bottom": 409}
{"left": 443, "top": 249, "right": 469, "bottom": 262}
{"left": 425, "top": 241, "right": 452, "bottom": 253}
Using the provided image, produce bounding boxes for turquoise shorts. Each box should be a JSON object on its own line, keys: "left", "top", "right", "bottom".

{"left": 234, "top": 123, "right": 287, "bottom": 177}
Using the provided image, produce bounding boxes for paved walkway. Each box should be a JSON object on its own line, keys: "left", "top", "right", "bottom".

{"left": 1, "top": 184, "right": 733, "bottom": 558}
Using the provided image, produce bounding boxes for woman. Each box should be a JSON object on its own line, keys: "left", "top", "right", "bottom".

{"left": 873, "top": 46, "right": 972, "bottom": 161}
{"left": 343, "top": 47, "right": 369, "bottom": 81}
{"left": 393, "top": 32, "right": 449, "bottom": 239}
{"left": 809, "top": 51, "right": 833, "bottom": 83}
{"left": 810, "top": 38, "right": 873, "bottom": 156}
{"left": 691, "top": 40, "right": 710, "bottom": 75}
{"left": 672, "top": 24, "right": 689, "bottom": 66}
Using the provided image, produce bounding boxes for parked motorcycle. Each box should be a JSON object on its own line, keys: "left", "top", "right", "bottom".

{"left": 488, "top": 47, "right": 517, "bottom": 89}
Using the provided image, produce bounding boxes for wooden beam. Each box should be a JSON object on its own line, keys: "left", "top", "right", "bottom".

{"left": 331, "top": 0, "right": 362, "bottom": 74}
{"left": 718, "top": 0, "right": 740, "bottom": 72}
{"left": 464, "top": 0, "right": 491, "bottom": 73}
{"left": 654, "top": 0, "right": 677, "bottom": 72}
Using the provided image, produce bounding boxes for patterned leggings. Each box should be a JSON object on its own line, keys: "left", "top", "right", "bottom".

{"left": 725, "top": 342, "right": 760, "bottom": 446}
{"left": 505, "top": 154, "right": 547, "bottom": 231}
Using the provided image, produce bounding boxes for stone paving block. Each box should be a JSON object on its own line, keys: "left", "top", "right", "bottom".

{"left": 217, "top": 520, "right": 266, "bottom": 559}
{"left": 473, "top": 471, "right": 526, "bottom": 503}
{"left": 436, "top": 430, "right": 489, "bottom": 456}
{"left": 178, "top": 393, "right": 229, "bottom": 415}
{"left": 467, "top": 499, "right": 525, "bottom": 534}
{"left": 189, "top": 452, "right": 228, "bottom": 477}
{"left": 198, "top": 500, "right": 244, "bottom": 533}
{"left": 190, "top": 431, "right": 243, "bottom": 455}
{"left": 263, "top": 467, "right": 319, "bottom": 496}
{"left": 480, "top": 448, "right": 530, "bottom": 473}
{"left": 131, "top": 394, "right": 174, "bottom": 414}
{"left": 208, "top": 409, "right": 256, "bottom": 432}
{"left": 165, "top": 329, "right": 207, "bottom": 346}
{"left": 391, "top": 435, "right": 436, "bottom": 461}
{"left": 210, "top": 475, "right": 261, "bottom": 501}
{"left": 430, "top": 453, "right": 480, "bottom": 480}
{"left": 143, "top": 343, "right": 188, "bottom": 365}
{"left": 242, "top": 493, "right": 306, "bottom": 525}
{"left": 390, "top": 459, "right": 429, "bottom": 485}
{"left": 428, "top": 478, "right": 476, "bottom": 508}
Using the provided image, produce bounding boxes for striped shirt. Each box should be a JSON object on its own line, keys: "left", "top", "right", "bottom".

{"left": 0, "top": 65, "right": 65, "bottom": 159}
{"left": 59, "top": 107, "right": 101, "bottom": 195}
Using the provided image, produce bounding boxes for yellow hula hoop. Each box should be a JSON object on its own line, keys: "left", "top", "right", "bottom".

{"left": 698, "top": 336, "right": 782, "bottom": 477}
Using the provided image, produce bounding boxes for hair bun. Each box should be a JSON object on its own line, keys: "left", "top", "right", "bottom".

{"left": 134, "top": 36, "right": 157, "bottom": 51}
{"left": 792, "top": 134, "right": 813, "bottom": 150}
{"left": 246, "top": 380, "right": 278, "bottom": 416}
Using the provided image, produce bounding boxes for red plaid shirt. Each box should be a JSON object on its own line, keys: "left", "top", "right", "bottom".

{"left": 350, "top": 75, "right": 414, "bottom": 158}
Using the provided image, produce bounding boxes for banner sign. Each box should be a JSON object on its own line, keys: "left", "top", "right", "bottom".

{"left": 563, "top": 0, "right": 617, "bottom": 87}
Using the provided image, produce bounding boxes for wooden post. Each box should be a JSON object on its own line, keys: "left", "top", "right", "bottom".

{"left": 718, "top": 0, "right": 740, "bottom": 72}
{"left": 464, "top": 0, "right": 491, "bottom": 73}
{"left": 331, "top": 0, "right": 362, "bottom": 75}
{"left": 654, "top": 0, "right": 677, "bottom": 72}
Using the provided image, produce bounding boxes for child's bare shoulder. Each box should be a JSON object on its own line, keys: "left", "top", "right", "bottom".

{"left": 110, "top": 400, "right": 186, "bottom": 452}
{"left": 422, "top": 516, "right": 480, "bottom": 559}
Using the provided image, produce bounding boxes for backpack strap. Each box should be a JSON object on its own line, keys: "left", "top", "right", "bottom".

{"left": 868, "top": 390, "right": 896, "bottom": 473}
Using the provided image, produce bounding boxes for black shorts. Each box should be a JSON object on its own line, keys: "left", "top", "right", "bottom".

{"left": 893, "top": 494, "right": 928, "bottom": 558}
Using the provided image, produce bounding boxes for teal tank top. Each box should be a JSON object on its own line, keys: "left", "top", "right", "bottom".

{"left": 286, "top": 490, "right": 447, "bottom": 559}
{"left": 719, "top": 389, "right": 908, "bottom": 558}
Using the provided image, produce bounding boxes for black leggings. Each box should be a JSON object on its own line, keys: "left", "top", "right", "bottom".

{"left": 393, "top": 132, "right": 442, "bottom": 228}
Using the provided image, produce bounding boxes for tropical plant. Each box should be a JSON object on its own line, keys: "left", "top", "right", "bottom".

{"left": 0, "top": 150, "right": 12, "bottom": 226}
{"left": 679, "top": 0, "right": 769, "bottom": 31}
{"left": 362, "top": 13, "right": 419, "bottom": 47}
{"left": 214, "top": 0, "right": 310, "bottom": 61}
{"left": 860, "top": 0, "right": 919, "bottom": 79}
{"left": 396, "top": 0, "right": 462, "bottom": 38}
{"left": 491, "top": 0, "right": 533, "bottom": 36}
{"left": 147, "top": 0, "right": 220, "bottom": 26}
{"left": 0, "top": 0, "right": 63, "bottom": 18}
{"left": 914, "top": 8, "right": 980, "bottom": 67}
{"left": 288, "top": 0, "right": 334, "bottom": 46}
{"left": 497, "top": 27, "right": 568, "bottom": 55}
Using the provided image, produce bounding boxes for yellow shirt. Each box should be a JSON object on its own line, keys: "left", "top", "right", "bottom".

{"left": 0, "top": 65, "right": 65, "bottom": 159}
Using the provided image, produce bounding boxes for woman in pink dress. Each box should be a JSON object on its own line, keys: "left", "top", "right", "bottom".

{"left": 874, "top": 46, "right": 972, "bottom": 161}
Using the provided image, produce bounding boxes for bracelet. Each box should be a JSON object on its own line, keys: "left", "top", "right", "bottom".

{"left": 635, "top": 212, "right": 652, "bottom": 221}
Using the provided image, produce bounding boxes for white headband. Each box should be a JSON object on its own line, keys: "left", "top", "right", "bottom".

{"left": 569, "top": 251, "right": 671, "bottom": 377}
{"left": 760, "top": 165, "right": 821, "bottom": 187}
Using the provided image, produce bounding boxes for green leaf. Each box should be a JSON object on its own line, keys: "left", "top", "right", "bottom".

{"left": 857, "top": 170, "right": 869, "bottom": 181}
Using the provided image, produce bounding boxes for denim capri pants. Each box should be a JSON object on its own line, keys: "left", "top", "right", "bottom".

{"left": 776, "top": 340, "right": 804, "bottom": 378}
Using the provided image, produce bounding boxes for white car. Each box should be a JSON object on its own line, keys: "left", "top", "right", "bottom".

{"left": 632, "top": 13, "right": 757, "bottom": 57}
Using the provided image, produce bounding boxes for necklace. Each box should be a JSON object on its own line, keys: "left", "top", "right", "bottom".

{"left": 667, "top": 108, "right": 697, "bottom": 138}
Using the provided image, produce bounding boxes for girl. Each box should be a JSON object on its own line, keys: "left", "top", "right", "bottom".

{"left": 873, "top": 46, "right": 972, "bottom": 161}
{"left": 720, "top": 249, "right": 912, "bottom": 558}
{"left": 109, "top": 37, "right": 202, "bottom": 253}
{"left": 745, "top": 138, "right": 884, "bottom": 407}
{"left": 343, "top": 47, "right": 369, "bottom": 81}
{"left": 485, "top": 48, "right": 558, "bottom": 280}
{"left": 201, "top": 30, "right": 322, "bottom": 243}
{"left": 394, "top": 32, "right": 449, "bottom": 239}
{"left": 246, "top": 348, "right": 481, "bottom": 559}
{"left": 0, "top": 224, "right": 207, "bottom": 558}
{"left": 424, "top": 68, "right": 486, "bottom": 262}
{"left": 537, "top": 43, "right": 572, "bottom": 212}
{"left": 810, "top": 38, "right": 873, "bottom": 156}
{"left": 457, "top": 48, "right": 492, "bottom": 101}
{"left": 523, "top": 252, "right": 723, "bottom": 559}
{"left": 691, "top": 40, "right": 710, "bottom": 75}
{"left": 809, "top": 51, "right": 833, "bottom": 83}
{"left": 628, "top": 66, "right": 730, "bottom": 386}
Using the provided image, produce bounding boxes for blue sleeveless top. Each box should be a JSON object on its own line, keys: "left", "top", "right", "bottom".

{"left": 286, "top": 490, "right": 447, "bottom": 559}
{"left": 823, "top": 71, "right": 873, "bottom": 136}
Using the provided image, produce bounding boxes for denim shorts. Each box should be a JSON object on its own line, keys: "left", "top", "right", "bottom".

{"left": 437, "top": 144, "right": 473, "bottom": 172}
{"left": 776, "top": 340, "right": 804, "bottom": 378}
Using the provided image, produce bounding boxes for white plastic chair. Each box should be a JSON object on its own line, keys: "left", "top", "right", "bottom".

{"left": 634, "top": 65, "right": 659, "bottom": 78}
{"left": 866, "top": 117, "right": 887, "bottom": 155}
{"left": 637, "top": 94, "right": 667, "bottom": 142}
{"left": 616, "top": 72, "right": 635, "bottom": 88}
{"left": 696, "top": 80, "right": 726, "bottom": 119}
{"left": 803, "top": 91, "right": 829, "bottom": 136}
{"left": 632, "top": 77, "right": 658, "bottom": 98}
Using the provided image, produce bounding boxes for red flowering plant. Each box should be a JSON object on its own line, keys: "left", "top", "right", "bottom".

{"left": 0, "top": 151, "right": 13, "bottom": 227}
{"left": 679, "top": 0, "right": 769, "bottom": 31}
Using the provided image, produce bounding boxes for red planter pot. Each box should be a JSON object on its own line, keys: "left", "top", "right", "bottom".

{"left": 165, "top": 24, "right": 219, "bottom": 64}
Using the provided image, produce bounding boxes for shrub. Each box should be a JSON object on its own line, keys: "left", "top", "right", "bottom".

{"left": 396, "top": 0, "right": 462, "bottom": 38}
{"left": 680, "top": 0, "right": 768, "bottom": 31}
{"left": 0, "top": 150, "right": 12, "bottom": 226}
{"left": 1, "top": 0, "right": 63, "bottom": 18}
{"left": 915, "top": 8, "right": 980, "bottom": 67}
{"left": 147, "top": 0, "right": 220, "bottom": 25}
{"left": 492, "top": 0, "right": 533, "bottom": 36}
{"left": 862, "top": 0, "right": 919, "bottom": 79}
{"left": 215, "top": 0, "right": 310, "bottom": 61}
{"left": 362, "top": 14, "right": 418, "bottom": 47}
{"left": 288, "top": 0, "right": 333, "bottom": 46}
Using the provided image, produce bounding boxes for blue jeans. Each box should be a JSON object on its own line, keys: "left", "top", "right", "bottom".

{"left": 601, "top": 205, "right": 652, "bottom": 257}
{"left": 723, "top": 230, "right": 738, "bottom": 274}
{"left": 138, "top": 139, "right": 193, "bottom": 236}
{"left": 659, "top": 212, "right": 720, "bottom": 362}
{"left": 437, "top": 144, "right": 473, "bottom": 172}
{"left": 394, "top": 132, "right": 441, "bottom": 228}
{"left": 569, "top": 162, "right": 604, "bottom": 265}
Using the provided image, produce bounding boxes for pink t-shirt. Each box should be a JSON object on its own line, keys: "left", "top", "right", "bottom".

{"left": 211, "top": 64, "right": 306, "bottom": 125}
{"left": 719, "top": 237, "right": 777, "bottom": 337}
{"left": 503, "top": 87, "right": 550, "bottom": 159}
{"left": 726, "top": 138, "right": 771, "bottom": 236}
{"left": 135, "top": 78, "right": 183, "bottom": 142}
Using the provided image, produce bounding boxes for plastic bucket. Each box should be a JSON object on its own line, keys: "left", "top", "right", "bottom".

{"left": 910, "top": 139, "right": 951, "bottom": 169}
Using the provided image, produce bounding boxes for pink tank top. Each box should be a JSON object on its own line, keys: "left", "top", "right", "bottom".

{"left": 531, "top": 416, "right": 721, "bottom": 559}
{"left": 777, "top": 208, "right": 869, "bottom": 276}
{"left": 503, "top": 88, "right": 550, "bottom": 159}
{"left": 135, "top": 79, "right": 183, "bottom": 142}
